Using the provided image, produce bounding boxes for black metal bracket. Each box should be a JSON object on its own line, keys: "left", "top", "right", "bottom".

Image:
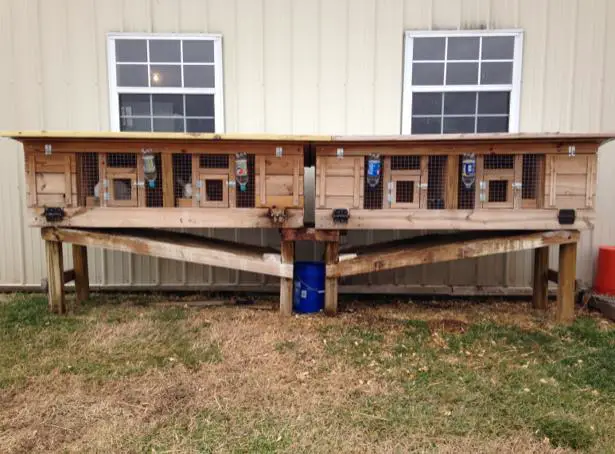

{"left": 43, "top": 207, "right": 65, "bottom": 222}
{"left": 558, "top": 209, "right": 576, "bottom": 225}
{"left": 332, "top": 208, "right": 350, "bottom": 224}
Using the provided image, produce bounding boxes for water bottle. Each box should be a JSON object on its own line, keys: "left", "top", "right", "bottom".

{"left": 143, "top": 153, "right": 157, "bottom": 188}
{"left": 366, "top": 154, "right": 381, "bottom": 188}
{"left": 461, "top": 153, "right": 476, "bottom": 189}
{"left": 235, "top": 152, "right": 249, "bottom": 192}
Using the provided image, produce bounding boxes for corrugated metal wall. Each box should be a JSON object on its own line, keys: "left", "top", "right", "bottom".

{"left": 1, "top": 0, "right": 614, "bottom": 293}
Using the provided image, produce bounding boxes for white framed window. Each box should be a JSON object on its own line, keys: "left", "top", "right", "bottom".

{"left": 402, "top": 30, "right": 523, "bottom": 135}
{"left": 107, "top": 33, "right": 224, "bottom": 133}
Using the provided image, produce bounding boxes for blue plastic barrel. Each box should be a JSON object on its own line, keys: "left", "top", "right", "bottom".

{"left": 293, "top": 261, "right": 325, "bottom": 314}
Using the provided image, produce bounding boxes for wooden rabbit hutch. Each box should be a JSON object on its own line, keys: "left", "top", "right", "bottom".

{"left": 2, "top": 131, "right": 613, "bottom": 323}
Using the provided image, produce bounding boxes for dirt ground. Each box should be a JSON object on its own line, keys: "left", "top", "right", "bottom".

{"left": 1, "top": 294, "right": 614, "bottom": 453}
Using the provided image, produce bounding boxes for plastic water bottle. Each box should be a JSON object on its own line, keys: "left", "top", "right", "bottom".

{"left": 461, "top": 153, "right": 476, "bottom": 189}
{"left": 235, "top": 152, "right": 249, "bottom": 192}
{"left": 143, "top": 153, "right": 157, "bottom": 188}
{"left": 366, "top": 154, "right": 381, "bottom": 188}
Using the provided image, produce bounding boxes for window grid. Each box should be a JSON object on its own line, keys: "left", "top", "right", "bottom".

{"left": 402, "top": 30, "right": 522, "bottom": 135}
{"left": 108, "top": 33, "right": 224, "bottom": 134}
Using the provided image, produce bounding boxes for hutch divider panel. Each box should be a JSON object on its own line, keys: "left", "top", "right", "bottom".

{"left": 18, "top": 134, "right": 308, "bottom": 229}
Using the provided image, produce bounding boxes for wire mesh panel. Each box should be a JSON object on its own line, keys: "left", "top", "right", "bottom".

{"left": 458, "top": 158, "right": 475, "bottom": 209}
{"left": 205, "top": 179, "right": 224, "bottom": 201}
{"left": 427, "top": 155, "right": 447, "bottom": 209}
{"left": 488, "top": 180, "right": 508, "bottom": 202}
{"left": 363, "top": 156, "right": 383, "bottom": 209}
{"left": 105, "top": 153, "right": 138, "bottom": 207}
{"left": 172, "top": 154, "right": 193, "bottom": 206}
{"left": 483, "top": 154, "right": 515, "bottom": 207}
{"left": 145, "top": 154, "right": 163, "bottom": 208}
{"left": 391, "top": 155, "right": 421, "bottom": 171}
{"left": 396, "top": 180, "right": 415, "bottom": 203}
{"left": 236, "top": 154, "right": 255, "bottom": 208}
{"left": 484, "top": 155, "right": 514, "bottom": 169}
{"left": 200, "top": 154, "right": 229, "bottom": 169}
{"left": 522, "top": 154, "right": 542, "bottom": 202}
{"left": 107, "top": 153, "right": 137, "bottom": 168}
{"left": 78, "top": 152, "right": 99, "bottom": 207}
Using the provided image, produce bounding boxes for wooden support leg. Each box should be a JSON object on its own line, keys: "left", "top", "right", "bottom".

{"left": 45, "top": 240, "right": 65, "bottom": 314}
{"left": 72, "top": 244, "right": 90, "bottom": 304}
{"left": 325, "top": 240, "right": 340, "bottom": 316}
{"left": 280, "top": 240, "right": 294, "bottom": 316}
{"left": 557, "top": 241, "right": 577, "bottom": 323}
{"left": 532, "top": 246, "right": 549, "bottom": 311}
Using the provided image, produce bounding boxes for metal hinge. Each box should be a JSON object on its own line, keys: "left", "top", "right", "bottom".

{"left": 336, "top": 148, "right": 344, "bottom": 159}
{"left": 568, "top": 145, "right": 576, "bottom": 157}
{"left": 512, "top": 182, "right": 523, "bottom": 190}
{"left": 44, "top": 144, "right": 52, "bottom": 155}
{"left": 275, "top": 146, "right": 283, "bottom": 158}
{"left": 133, "top": 180, "right": 145, "bottom": 188}
{"left": 479, "top": 181, "right": 487, "bottom": 190}
{"left": 103, "top": 192, "right": 110, "bottom": 201}
{"left": 195, "top": 180, "right": 203, "bottom": 189}
{"left": 479, "top": 192, "right": 487, "bottom": 202}
{"left": 228, "top": 180, "right": 236, "bottom": 188}
{"left": 103, "top": 179, "right": 109, "bottom": 188}
{"left": 418, "top": 183, "right": 428, "bottom": 190}
{"left": 387, "top": 182, "right": 394, "bottom": 203}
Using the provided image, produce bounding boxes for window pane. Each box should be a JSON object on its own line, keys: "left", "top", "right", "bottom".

{"left": 184, "top": 65, "right": 216, "bottom": 88}
{"left": 183, "top": 40, "right": 215, "bottom": 63}
{"left": 412, "top": 63, "right": 444, "bottom": 85}
{"left": 412, "top": 93, "right": 442, "bottom": 115}
{"left": 477, "top": 116, "right": 509, "bottom": 133}
{"left": 115, "top": 39, "right": 147, "bottom": 62}
{"left": 443, "top": 92, "right": 476, "bottom": 115}
{"left": 153, "top": 118, "right": 185, "bottom": 132}
{"left": 413, "top": 37, "right": 445, "bottom": 60}
{"left": 152, "top": 94, "right": 184, "bottom": 116}
{"left": 120, "top": 117, "right": 151, "bottom": 132}
{"left": 446, "top": 62, "right": 478, "bottom": 85}
{"left": 119, "top": 94, "right": 150, "bottom": 116}
{"left": 150, "top": 65, "right": 182, "bottom": 87}
{"left": 447, "top": 37, "right": 480, "bottom": 60}
{"left": 186, "top": 118, "right": 215, "bottom": 133}
{"left": 412, "top": 117, "right": 441, "bottom": 134}
{"left": 149, "top": 40, "right": 181, "bottom": 62}
{"left": 478, "top": 92, "right": 510, "bottom": 114}
{"left": 481, "top": 62, "right": 513, "bottom": 84}
{"left": 185, "top": 94, "right": 215, "bottom": 117}
{"left": 482, "top": 36, "right": 515, "bottom": 60}
{"left": 443, "top": 117, "right": 475, "bottom": 133}
{"left": 117, "top": 64, "right": 149, "bottom": 87}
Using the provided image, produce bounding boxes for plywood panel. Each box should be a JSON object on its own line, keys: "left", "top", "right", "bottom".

{"left": 325, "top": 177, "right": 355, "bottom": 197}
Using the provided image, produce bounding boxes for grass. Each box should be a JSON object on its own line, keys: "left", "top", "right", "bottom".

{"left": 1, "top": 294, "right": 614, "bottom": 453}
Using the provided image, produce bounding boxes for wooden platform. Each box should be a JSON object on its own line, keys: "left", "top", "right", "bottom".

{"left": 42, "top": 227, "right": 580, "bottom": 323}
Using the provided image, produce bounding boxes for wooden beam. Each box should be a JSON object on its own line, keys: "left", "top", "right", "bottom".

{"left": 532, "top": 246, "right": 549, "bottom": 310}
{"left": 42, "top": 227, "right": 292, "bottom": 279}
{"left": 45, "top": 240, "right": 65, "bottom": 314}
{"left": 40, "top": 269, "right": 76, "bottom": 293}
{"left": 314, "top": 208, "right": 595, "bottom": 230}
{"left": 557, "top": 241, "right": 577, "bottom": 323}
{"left": 445, "top": 155, "right": 459, "bottom": 209}
{"left": 325, "top": 241, "right": 340, "bottom": 315}
{"left": 547, "top": 268, "right": 559, "bottom": 283}
{"left": 280, "top": 240, "right": 294, "bottom": 316}
{"left": 72, "top": 244, "right": 90, "bottom": 304}
{"left": 30, "top": 207, "right": 304, "bottom": 229}
{"left": 329, "top": 230, "right": 579, "bottom": 278}
{"left": 280, "top": 228, "right": 340, "bottom": 242}
{"left": 161, "top": 153, "right": 174, "bottom": 207}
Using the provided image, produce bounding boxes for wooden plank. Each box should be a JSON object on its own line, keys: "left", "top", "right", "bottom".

{"left": 353, "top": 157, "right": 361, "bottom": 208}
{"left": 323, "top": 195, "right": 355, "bottom": 209}
{"left": 31, "top": 207, "right": 305, "bottom": 229}
{"left": 554, "top": 174, "right": 587, "bottom": 195}
{"left": 36, "top": 173, "right": 66, "bottom": 194}
{"left": 41, "top": 227, "right": 293, "bottom": 279}
{"left": 547, "top": 268, "right": 559, "bottom": 283}
{"left": 474, "top": 155, "right": 484, "bottom": 209}
{"left": 328, "top": 231, "right": 580, "bottom": 278}
{"left": 532, "top": 246, "right": 549, "bottom": 310}
{"left": 318, "top": 157, "right": 326, "bottom": 207}
{"left": 419, "top": 155, "right": 428, "bottom": 208}
{"left": 161, "top": 153, "right": 174, "bottom": 207}
{"left": 28, "top": 154, "right": 36, "bottom": 207}
{"left": 446, "top": 155, "right": 459, "bottom": 209}
{"left": 64, "top": 155, "right": 73, "bottom": 207}
{"left": 325, "top": 176, "right": 355, "bottom": 197}
{"left": 552, "top": 155, "right": 589, "bottom": 174}
{"left": 72, "top": 244, "right": 89, "bottom": 304}
{"left": 536, "top": 154, "right": 545, "bottom": 209}
{"left": 585, "top": 155, "right": 595, "bottom": 208}
{"left": 382, "top": 156, "right": 391, "bottom": 209}
{"left": 228, "top": 154, "right": 236, "bottom": 208}
{"left": 192, "top": 154, "right": 199, "bottom": 207}
{"left": 513, "top": 154, "right": 522, "bottom": 209}
{"left": 293, "top": 156, "right": 300, "bottom": 206}
{"left": 256, "top": 195, "right": 304, "bottom": 208}
{"left": 44, "top": 239, "right": 65, "bottom": 314}
{"left": 280, "top": 228, "right": 340, "bottom": 242}
{"left": 545, "top": 155, "right": 555, "bottom": 207}
{"left": 136, "top": 154, "right": 145, "bottom": 206}
{"left": 36, "top": 193, "right": 68, "bottom": 206}
{"left": 279, "top": 240, "right": 294, "bottom": 316}
{"left": 314, "top": 208, "right": 595, "bottom": 230}
{"left": 258, "top": 155, "right": 267, "bottom": 205}
{"left": 264, "top": 156, "right": 296, "bottom": 174}
{"left": 41, "top": 269, "right": 76, "bottom": 293}
{"left": 557, "top": 241, "right": 577, "bottom": 324}
{"left": 265, "top": 174, "right": 293, "bottom": 196}
{"left": 99, "top": 153, "right": 107, "bottom": 207}
{"left": 325, "top": 240, "right": 340, "bottom": 315}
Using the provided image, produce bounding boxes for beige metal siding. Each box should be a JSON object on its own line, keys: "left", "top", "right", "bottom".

{"left": 1, "top": 0, "right": 614, "bottom": 292}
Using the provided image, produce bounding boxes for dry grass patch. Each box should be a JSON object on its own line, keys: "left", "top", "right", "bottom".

{"left": 0, "top": 294, "right": 614, "bottom": 453}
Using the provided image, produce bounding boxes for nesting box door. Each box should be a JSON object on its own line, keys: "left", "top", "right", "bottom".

{"left": 101, "top": 153, "right": 139, "bottom": 207}
{"left": 390, "top": 172, "right": 421, "bottom": 209}
{"left": 477, "top": 155, "right": 522, "bottom": 209}
{"left": 255, "top": 155, "right": 303, "bottom": 208}
{"left": 191, "top": 154, "right": 230, "bottom": 208}
{"left": 27, "top": 152, "right": 76, "bottom": 208}
{"left": 545, "top": 155, "right": 596, "bottom": 209}
{"left": 316, "top": 156, "right": 363, "bottom": 209}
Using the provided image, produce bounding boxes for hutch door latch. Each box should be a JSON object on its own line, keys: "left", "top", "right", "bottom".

{"left": 44, "top": 144, "right": 52, "bottom": 155}
{"left": 336, "top": 148, "right": 344, "bottom": 159}
{"left": 568, "top": 145, "right": 576, "bottom": 157}
{"left": 275, "top": 146, "right": 283, "bottom": 158}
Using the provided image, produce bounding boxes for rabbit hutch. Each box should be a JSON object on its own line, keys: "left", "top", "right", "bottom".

{"left": 2, "top": 131, "right": 612, "bottom": 323}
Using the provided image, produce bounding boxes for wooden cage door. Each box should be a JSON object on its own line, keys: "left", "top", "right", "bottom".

{"left": 255, "top": 155, "right": 303, "bottom": 208}
{"left": 28, "top": 152, "right": 76, "bottom": 208}
{"left": 390, "top": 172, "right": 421, "bottom": 208}
{"left": 196, "top": 173, "right": 229, "bottom": 208}
{"left": 478, "top": 155, "right": 522, "bottom": 209}
{"left": 545, "top": 155, "right": 596, "bottom": 210}
{"left": 316, "top": 156, "right": 363, "bottom": 209}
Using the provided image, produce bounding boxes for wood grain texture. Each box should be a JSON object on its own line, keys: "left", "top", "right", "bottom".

{"left": 45, "top": 239, "right": 65, "bottom": 314}
{"left": 279, "top": 240, "right": 294, "bottom": 316}
{"left": 72, "top": 244, "right": 89, "bottom": 304}
{"left": 557, "top": 241, "right": 577, "bottom": 324}
{"left": 532, "top": 246, "right": 549, "bottom": 310}
{"left": 325, "top": 241, "right": 340, "bottom": 315}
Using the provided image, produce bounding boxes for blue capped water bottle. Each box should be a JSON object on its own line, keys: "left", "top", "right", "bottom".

{"left": 461, "top": 153, "right": 476, "bottom": 189}
{"left": 366, "top": 154, "right": 381, "bottom": 188}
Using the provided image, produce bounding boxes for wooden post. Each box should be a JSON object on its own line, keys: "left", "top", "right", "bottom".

{"left": 280, "top": 240, "right": 294, "bottom": 316}
{"left": 557, "top": 241, "right": 577, "bottom": 323}
{"left": 45, "top": 240, "right": 65, "bottom": 314}
{"left": 325, "top": 240, "right": 340, "bottom": 315}
{"left": 72, "top": 244, "right": 90, "bottom": 304}
{"left": 532, "top": 246, "right": 549, "bottom": 310}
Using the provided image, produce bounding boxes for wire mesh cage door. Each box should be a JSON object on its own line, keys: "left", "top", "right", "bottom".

{"left": 192, "top": 154, "right": 230, "bottom": 208}
{"left": 389, "top": 155, "right": 423, "bottom": 209}
{"left": 476, "top": 154, "right": 522, "bottom": 209}
{"left": 101, "top": 153, "right": 140, "bottom": 207}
